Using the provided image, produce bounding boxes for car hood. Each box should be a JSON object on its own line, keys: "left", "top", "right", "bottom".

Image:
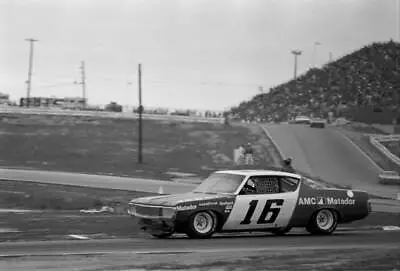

{"left": 129, "top": 192, "right": 234, "bottom": 207}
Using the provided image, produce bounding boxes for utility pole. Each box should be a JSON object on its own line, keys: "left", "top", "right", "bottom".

{"left": 138, "top": 63, "right": 143, "bottom": 164}
{"left": 81, "top": 61, "right": 87, "bottom": 108}
{"left": 25, "top": 38, "right": 38, "bottom": 107}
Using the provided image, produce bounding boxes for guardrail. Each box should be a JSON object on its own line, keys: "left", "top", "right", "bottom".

{"left": 378, "top": 170, "right": 400, "bottom": 185}
{"left": 369, "top": 134, "right": 400, "bottom": 167}
{"left": 370, "top": 134, "right": 400, "bottom": 142}
{"left": 0, "top": 107, "right": 225, "bottom": 123}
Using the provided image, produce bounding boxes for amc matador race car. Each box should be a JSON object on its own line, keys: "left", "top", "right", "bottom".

{"left": 128, "top": 170, "right": 371, "bottom": 239}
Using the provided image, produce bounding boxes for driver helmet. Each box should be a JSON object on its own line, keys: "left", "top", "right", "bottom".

{"left": 246, "top": 178, "right": 256, "bottom": 189}
{"left": 284, "top": 157, "right": 292, "bottom": 165}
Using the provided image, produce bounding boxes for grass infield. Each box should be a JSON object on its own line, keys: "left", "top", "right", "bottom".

{"left": 0, "top": 113, "right": 278, "bottom": 180}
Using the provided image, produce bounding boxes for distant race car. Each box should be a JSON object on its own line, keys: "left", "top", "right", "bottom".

{"left": 128, "top": 170, "right": 371, "bottom": 239}
{"left": 310, "top": 118, "right": 326, "bottom": 128}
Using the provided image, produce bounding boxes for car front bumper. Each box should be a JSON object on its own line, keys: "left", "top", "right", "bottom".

{"left": 138, "top": 217, "right": 175, "bottom": 234}
{"left": 128, "top": 203, "right": 177, "bottom": 234}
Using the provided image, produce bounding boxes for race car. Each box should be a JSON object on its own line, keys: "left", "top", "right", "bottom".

{"left": 128, "top": 170, "right": 370, "bottom": 239}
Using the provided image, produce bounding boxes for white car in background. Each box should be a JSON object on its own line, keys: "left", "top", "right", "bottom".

{"left": 291, "top": 116, "right": 311, "bottom": 124}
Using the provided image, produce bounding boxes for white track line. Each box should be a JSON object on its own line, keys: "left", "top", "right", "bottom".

{"left": 382, "top": 226, "right": 400, "bottom": 231}
{"left": 336, "top": 130, "right": 383, "bottom": 172}
{"left": 259, "top": 125, "right": 285, "bottom": 160}
{"left": 68, "top": 234, "right": 90, "bottom": 240}
{"left": 1, "top": 243, "right": 399, "bottom": 258}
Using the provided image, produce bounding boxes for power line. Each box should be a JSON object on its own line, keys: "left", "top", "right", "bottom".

{"left": 36, "top": 82, "right": 76, "bottom": 89}
{"left": 143, "top": 80, "right": 264, "bottom": 87}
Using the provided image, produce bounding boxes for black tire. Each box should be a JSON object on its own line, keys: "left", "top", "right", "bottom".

{"left": 186, "top": 211, "right": 218, "bottom": 239}
{"left": 271, "top": 226, "right": 292, "bottom": 236}
{"left": 151, "top": 232, "right": 173, "bottom": 239}
{"left": 307, "top": 209, "right": 338, "bottom": 235}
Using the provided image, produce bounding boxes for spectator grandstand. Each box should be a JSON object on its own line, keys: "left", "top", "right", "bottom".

{"left": 229, "top": 41, "right": 400, "bottom": 124}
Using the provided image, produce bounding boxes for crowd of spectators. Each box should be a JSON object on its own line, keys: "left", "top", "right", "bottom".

{"left": 229, "top": 40, "right": 400, "bottom": 123}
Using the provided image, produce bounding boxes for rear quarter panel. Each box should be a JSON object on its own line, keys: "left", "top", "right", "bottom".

{"left": 287, "top": 182, "right": 370, "bottom": 227}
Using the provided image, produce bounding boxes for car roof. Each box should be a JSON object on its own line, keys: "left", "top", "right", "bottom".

{"left": 215, "top": 169, "right": 302, "bottom": 179}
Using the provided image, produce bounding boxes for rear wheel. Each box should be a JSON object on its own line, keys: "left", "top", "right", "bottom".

{"left": 307, "top": 209, "right": 338, "bottom": 235}
{"left": 186, "top": 211, "right": 217, "bottom": 239}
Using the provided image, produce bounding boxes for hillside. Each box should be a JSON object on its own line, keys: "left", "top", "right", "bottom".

{"left": 230, "top": 40, "right": 400, "bottom": 124}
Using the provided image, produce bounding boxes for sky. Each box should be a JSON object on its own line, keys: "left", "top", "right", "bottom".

{"left": 1, "top": 0, "right": 399, "bottom": 111}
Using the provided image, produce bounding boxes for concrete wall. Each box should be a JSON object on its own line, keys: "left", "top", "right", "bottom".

{"left": 372, "top": 124, "right": 395, "bottom": 134}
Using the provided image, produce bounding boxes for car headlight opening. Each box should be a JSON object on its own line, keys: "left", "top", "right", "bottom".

{"left": 162, "top": 207, "right": 177, "bottom": 218}
{"left": 128, "top": 205, "right": 136, "bottom": 215}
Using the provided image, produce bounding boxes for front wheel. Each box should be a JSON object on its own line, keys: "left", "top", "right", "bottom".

{"left": 186, "top": 211, "right": 218, "bottom": 239}
{"left": 307, "top": 209, "right": 338, "bottom": 235}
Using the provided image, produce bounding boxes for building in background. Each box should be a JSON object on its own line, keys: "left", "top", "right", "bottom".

{"left": 0, "top": 92, "right": 11, "bottom": 105}
{"left": 19, "top": 96, "right": 87, "bottom": 109}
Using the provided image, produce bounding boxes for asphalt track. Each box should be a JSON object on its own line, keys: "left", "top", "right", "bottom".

{"left": 0, "top": 168, "right": 194, "bottom": 194}
{"left": 0, "top": 230, "right": 399, "bottom": 257}
{"left": 263, "top": 124, "right": 400, "bottom": 200}
{"left": 1, "top": 122, "right": 400, "bottom": 268}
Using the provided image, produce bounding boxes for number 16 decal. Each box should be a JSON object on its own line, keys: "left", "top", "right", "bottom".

{"left": 240, "top": 199, "right": 284, "bottom": 225}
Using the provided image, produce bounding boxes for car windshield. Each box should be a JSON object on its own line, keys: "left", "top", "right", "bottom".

{"left": 193, "top": 173, "right": 245, "bottom": 194}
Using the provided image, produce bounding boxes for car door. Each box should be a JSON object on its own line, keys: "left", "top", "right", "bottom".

{"left": 222, "top": 175, "right": 300, "bottom": 231}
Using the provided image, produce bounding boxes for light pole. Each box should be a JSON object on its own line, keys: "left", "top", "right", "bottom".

{"left": 290, "top": 50, "right": 302, "bottom": 121}
{"left": 397, "top": 0, "right": 400, "bottom": 42}
{"left": 291, "top": 50, "right": 302, "bottom": 80}
{"left": 312, "top": 42, "right": 321, "bottom": 68}
{"left": 25, "top": 38, "right": 38, "bottom": 107}
{"left": 81, "top": 61, "right": 86, "bottom": 108}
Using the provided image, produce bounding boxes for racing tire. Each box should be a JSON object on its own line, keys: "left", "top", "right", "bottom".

{"left": 186, "top": 211, "right": 218, "bottom": 239}
{"left": 307, "top": 209, "right": 338, "bottom": 235}
{"left": 270, "top": 227, "right": 292, "bottom": 236}
{"left": 151, "top": 232, "right": 174, "bottom": 239}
